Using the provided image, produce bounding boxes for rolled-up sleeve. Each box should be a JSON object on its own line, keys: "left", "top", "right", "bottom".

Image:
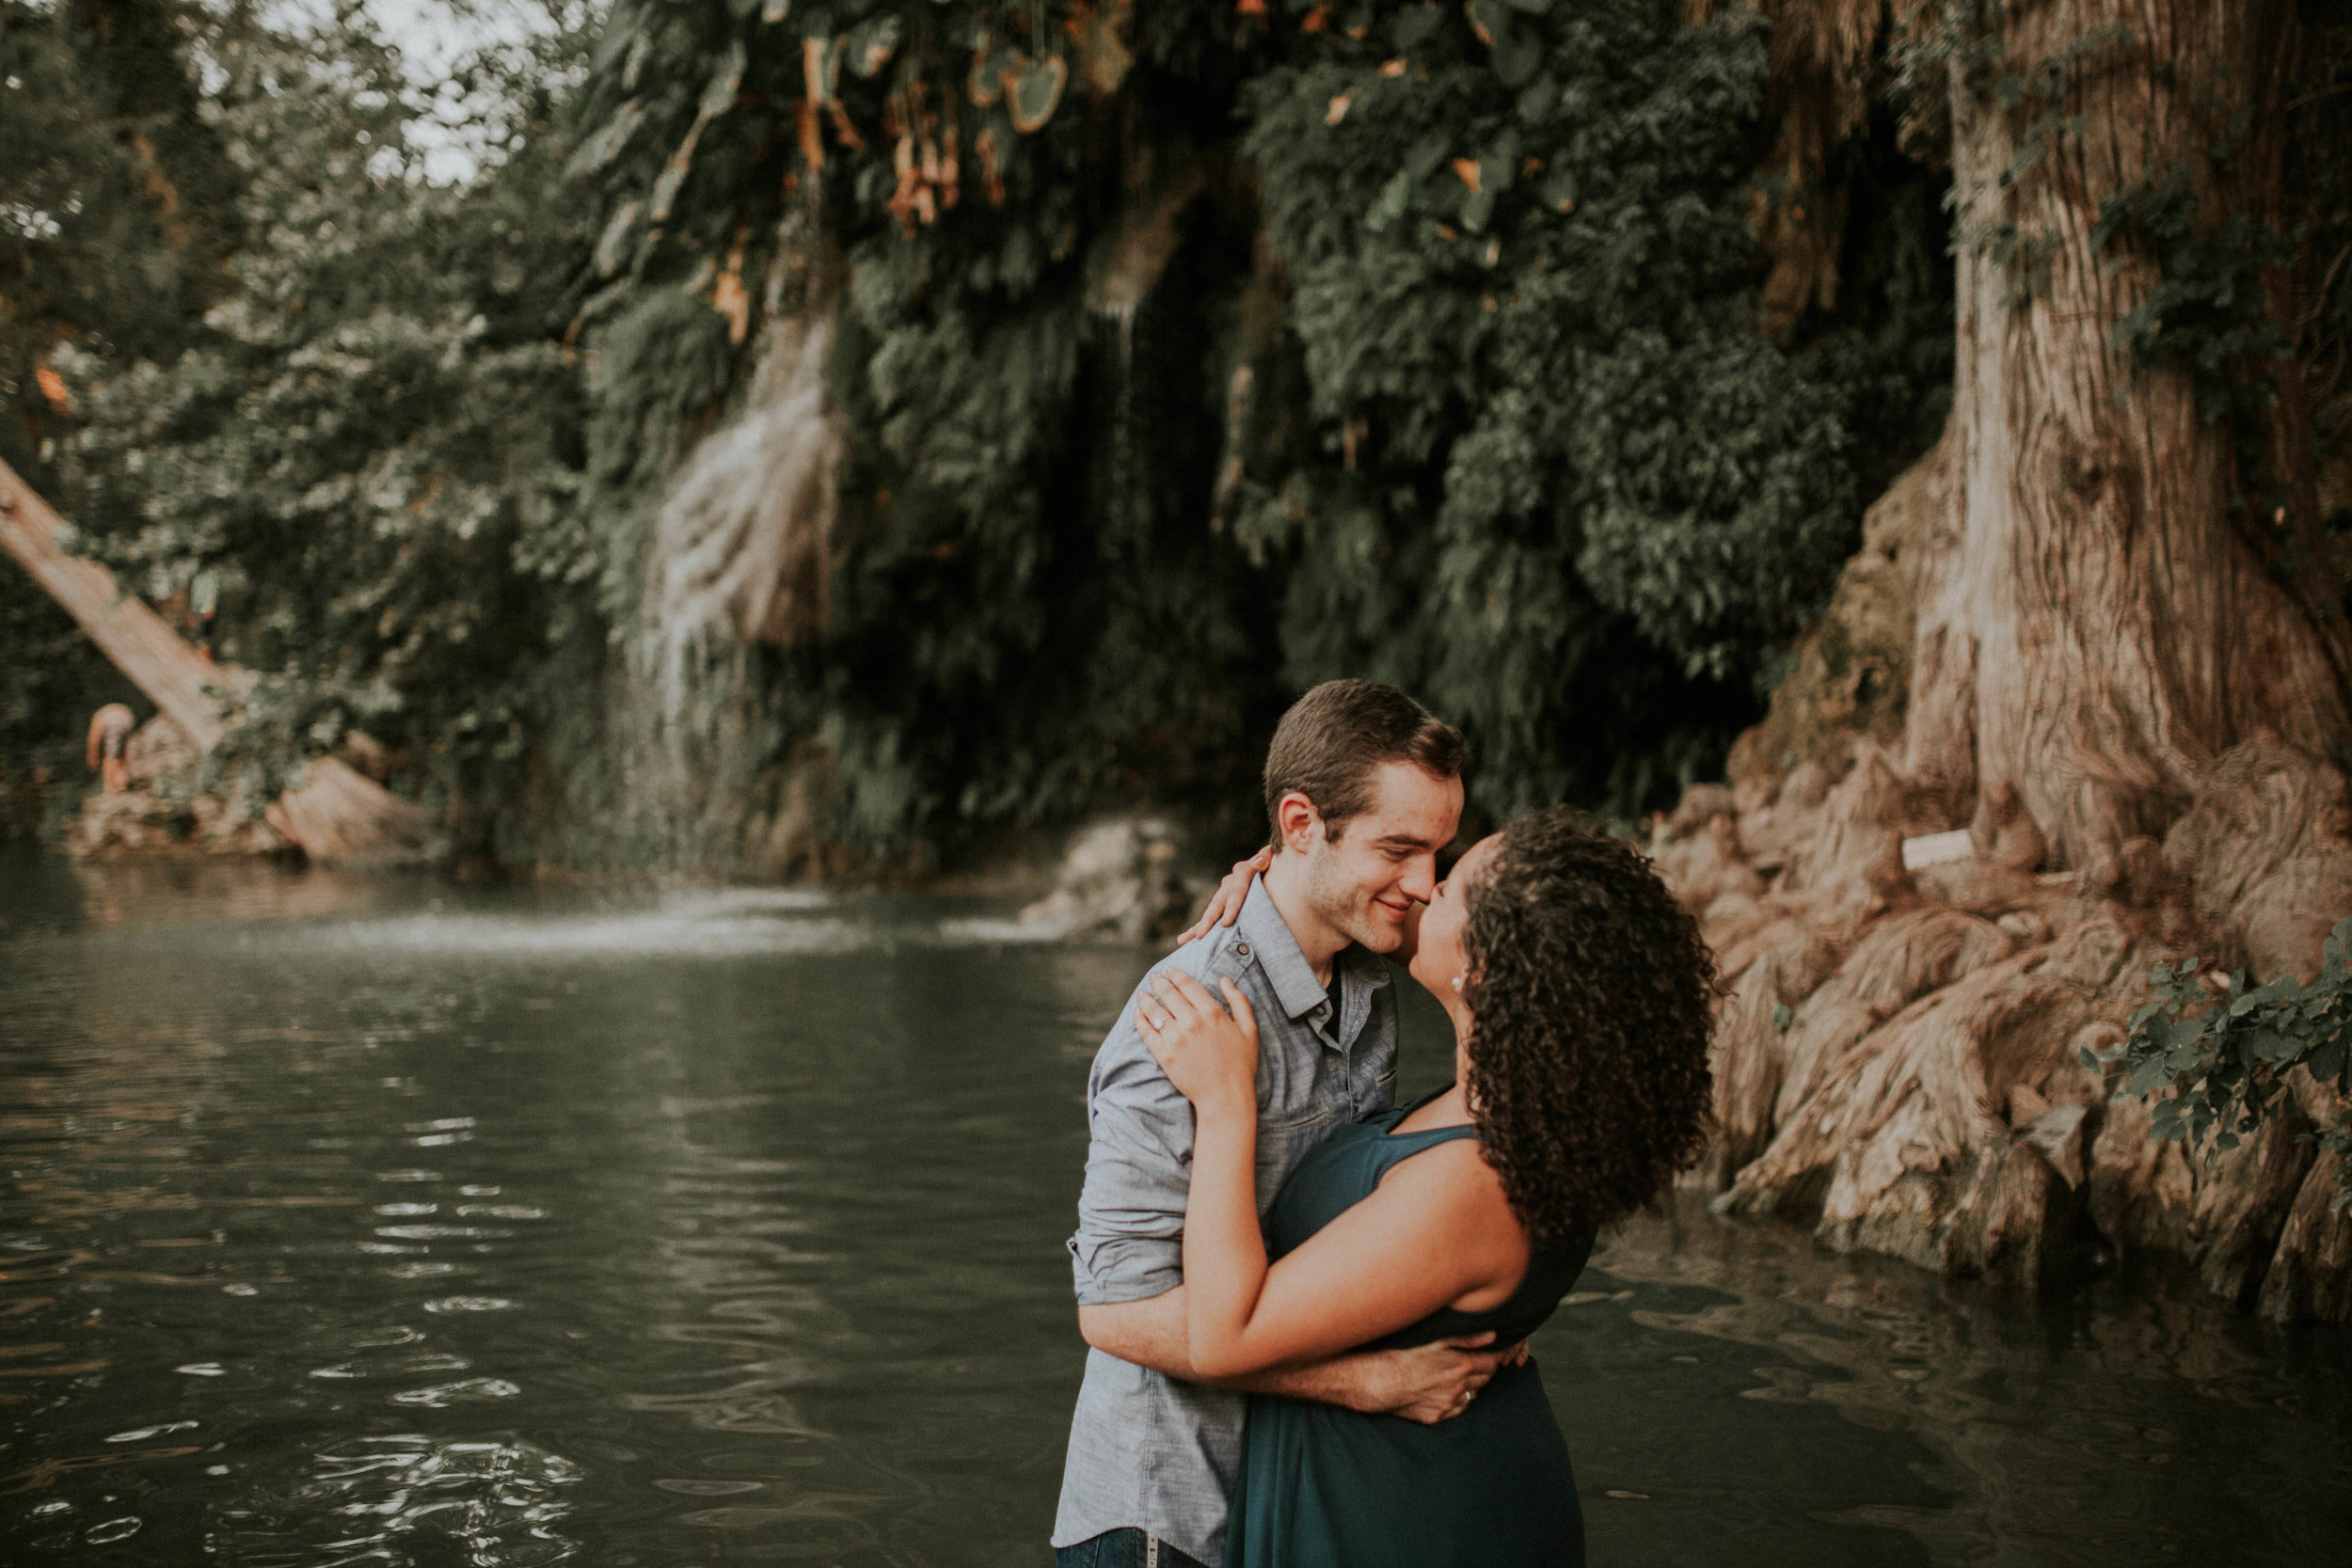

{"left": 1068, "top": 996, "right": 1199, "bottom": 1307}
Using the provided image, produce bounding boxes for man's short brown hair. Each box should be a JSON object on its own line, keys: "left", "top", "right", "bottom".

{"left": 1263, "top": 679, "right": 1467, "bottom": 845}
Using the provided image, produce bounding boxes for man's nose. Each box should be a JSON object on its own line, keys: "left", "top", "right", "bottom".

{"left": 1398, "top": 854, "right": 1438, "bottom": 904}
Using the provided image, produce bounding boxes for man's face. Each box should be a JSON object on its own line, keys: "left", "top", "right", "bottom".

{"left": 1296, "top": 761, "right": 1465, "bottom": 954}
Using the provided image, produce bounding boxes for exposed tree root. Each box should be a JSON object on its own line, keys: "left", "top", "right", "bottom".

{"left": 1658, "top": 452, "right": 2352, "bottom": 1322}
{"left": 1660, "top": 744, "right": 2352, "bottom": 1319}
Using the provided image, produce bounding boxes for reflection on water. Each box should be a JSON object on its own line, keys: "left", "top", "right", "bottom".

{"left": 213, "top": 1434, "right": 585, "bottom": 1566}
{"left": 2, "top": 850, "right": 2348, "bottom": 1565}
{"left": 1565, "top": 1207, "right": 2352, "bottom": 1565}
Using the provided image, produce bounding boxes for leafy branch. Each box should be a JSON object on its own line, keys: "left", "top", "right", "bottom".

{"left": 2093, "top": 918, "right": 2352, "bottom": 1210}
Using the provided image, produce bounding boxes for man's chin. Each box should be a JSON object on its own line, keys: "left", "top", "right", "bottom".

{"left": 1352, "top": 911, "right": 1410, "bottom": 954}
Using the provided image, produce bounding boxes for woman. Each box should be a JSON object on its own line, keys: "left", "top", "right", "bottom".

{"left": 1135, "top": 808, "right": 1715, "bottom": 1566}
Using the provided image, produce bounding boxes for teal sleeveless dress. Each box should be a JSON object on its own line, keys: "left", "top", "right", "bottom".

{"left": 1227, "top": 1097, "right": 1595, "bottom": 1568}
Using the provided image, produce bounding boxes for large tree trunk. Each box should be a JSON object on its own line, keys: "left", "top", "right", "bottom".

{"left": 0, "top": 457, "right": 443, "bottom": 865}
{"left": 1912, "top": 0, "right": 2352, "bottom": 862}
{"left": 1661, "top": 0, "right": 2352, "bottom": 1319}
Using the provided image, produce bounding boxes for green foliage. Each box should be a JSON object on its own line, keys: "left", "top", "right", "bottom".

{"left": 582, "top": 285, "right": 734, "bottom": 620}
{"left": 1233, "top": 1, "right": 1871, "bottom": 820}
{"left": 16, "top": 0, "right": 1959, "bottom": 864}
{"left": 569, "top": 0, "right": 1286, "bottom": 850}
{"left": 54, "top": 4, "right": 608, "bottom": 863}
{"left": 558, "top": 0, "right": 1949, "bottom": 846}
{"left": 2096, "top": 166, "right": 2290, "bottom": 416}
{"left": 0, "top": 0, "right": 236, "bottom": 392}
{"left": 2096, "top": 922, "right": 2352, "bottom": 1211}
{"left": 0, "top": 0, "right": 223, "bottom": 828}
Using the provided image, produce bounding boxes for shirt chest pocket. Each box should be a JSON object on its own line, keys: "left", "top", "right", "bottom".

{"left": 1246, "top": 1028, "right": 1318, "bottom": 1131}
{"left": 1252, "top": 1117, "right": 1327, "bottom": 1212}
{"left": 1257, "top": 1058, "right": 1350, "bottom": 1132}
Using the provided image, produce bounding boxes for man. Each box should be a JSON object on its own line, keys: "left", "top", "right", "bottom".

{"left": 1054, "top": 680, "right": 1502, "bottom": 1568}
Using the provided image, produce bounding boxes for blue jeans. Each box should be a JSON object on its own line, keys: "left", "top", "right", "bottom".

{"left": 1056, "top": 1528, "right": 1210, "bottom": 1568}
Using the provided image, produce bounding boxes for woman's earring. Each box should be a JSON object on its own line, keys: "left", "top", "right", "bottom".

{"left": 1450, "top": 974, "right": 1464, "bottom": 991}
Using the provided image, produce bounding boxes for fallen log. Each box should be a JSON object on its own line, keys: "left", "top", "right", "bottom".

{"left": 0, "top": 456, "right": 444, "bottom": 865}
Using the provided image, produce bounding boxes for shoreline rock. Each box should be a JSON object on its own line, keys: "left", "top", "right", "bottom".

{"left": 64, "top": 716, "right": 288, "bottom": 860}
{"left": 1015, "top": 816, "right": 1213, "bottom": 943}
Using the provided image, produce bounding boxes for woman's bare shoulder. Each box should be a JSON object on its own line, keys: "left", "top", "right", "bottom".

{"left": 1375, "top": 1137, "right": 1524, "bottom": 1248}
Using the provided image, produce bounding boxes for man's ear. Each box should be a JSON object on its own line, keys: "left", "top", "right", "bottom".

{"left": 1275, "top": 790, "right": 1322, "bottom": 855}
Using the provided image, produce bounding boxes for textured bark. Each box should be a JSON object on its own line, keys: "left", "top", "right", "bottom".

{"left": 2, "top": 455, "right": 237, "bottom": 747}
{"left": 1920, "top": 1, "right": 2352, "bottom": 863}
{"left": 0, "top": 458, "right": 441, "bottom": 865}
{"left": 1665, "top": 0, "right": 2352, "bottom": 1320}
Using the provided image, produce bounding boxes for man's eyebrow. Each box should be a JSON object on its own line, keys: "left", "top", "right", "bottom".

{"left": 1373, "top": 832, "right": 1440, "bottom": 850}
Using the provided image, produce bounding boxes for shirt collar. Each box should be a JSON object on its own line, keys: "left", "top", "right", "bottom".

{"left": 1236, "top": 878, "right": 1345, "bottom": 1022}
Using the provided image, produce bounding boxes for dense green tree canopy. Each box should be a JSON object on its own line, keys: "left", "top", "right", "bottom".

{"left": 21, "top": 3, "right": 605, "bottom": 858}
{"left": 557, "top": 0, "right": 1948, "bottom": 852}
{"left": 10, "top": 0, "right": 1952, "bottom": 863}
{"left": 0, "top": 0, "right": 234, "bottom": 826}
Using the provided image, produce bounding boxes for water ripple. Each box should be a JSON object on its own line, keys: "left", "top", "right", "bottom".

{"left": 6, "top": 855, "right": 2348, "bottom": 1566}
{"left": 213, "top": 1435, "right": 583, "bottom": 1567}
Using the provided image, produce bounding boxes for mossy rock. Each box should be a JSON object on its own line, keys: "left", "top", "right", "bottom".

{"left": 1727, "top": 440, "right": 1941, "bottom": 793}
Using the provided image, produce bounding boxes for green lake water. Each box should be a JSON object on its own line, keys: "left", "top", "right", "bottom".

{"left": 2, "top": 850, "right": 2348, "bottom": 1564}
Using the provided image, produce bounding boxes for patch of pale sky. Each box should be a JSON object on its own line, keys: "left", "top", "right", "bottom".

{"left": 273, "top": 0, "right": 589, "bottom": 184}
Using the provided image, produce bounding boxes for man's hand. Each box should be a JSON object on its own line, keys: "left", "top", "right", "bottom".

{"left": 1352, "top": 1333, "right": 1522, "bottom": 1425}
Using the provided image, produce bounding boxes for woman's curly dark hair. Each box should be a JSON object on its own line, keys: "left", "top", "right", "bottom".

{"left": 1461, "top": 807, "right": 1717, "bottom": 1244}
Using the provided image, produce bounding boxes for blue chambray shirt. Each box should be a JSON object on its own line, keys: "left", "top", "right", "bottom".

{"left": 1052, "top": 879, "right": 1398, "bottom": 1567}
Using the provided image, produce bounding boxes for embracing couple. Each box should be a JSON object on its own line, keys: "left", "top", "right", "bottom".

{"left": 1051, "top": 680, "right": 1717, "bottom": 1568}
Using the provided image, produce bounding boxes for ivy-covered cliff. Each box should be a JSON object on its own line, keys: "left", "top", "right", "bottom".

{"left": 10, "top": 0, "right": 1949, "bottom": 869}
{"left": 557, "top": 0, "right": 1954, "bottom": 867}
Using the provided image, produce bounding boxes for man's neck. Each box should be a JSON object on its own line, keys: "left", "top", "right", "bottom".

{"left": 1261, "top": 852, "right": 1348, "bottom": 986}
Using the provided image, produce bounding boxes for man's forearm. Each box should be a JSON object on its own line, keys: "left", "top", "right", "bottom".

{"left": 1233, "top": 1349, "right": 1398, "bottom": 1411}
{"left": 1076, "top": 1292, "right": 1389, "bottom": 1411}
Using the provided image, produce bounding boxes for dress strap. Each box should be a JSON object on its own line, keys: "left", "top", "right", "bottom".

{"left": 1379, "top": 1119, "right": 1479, "bottom": 1148}
{"left": 1367, "top": 1119, "right": 1480, "bottom": 1194}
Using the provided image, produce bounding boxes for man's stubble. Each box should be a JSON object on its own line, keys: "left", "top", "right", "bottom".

{"left": 1300, "top": 830, "right": 1399, "bottom": 958}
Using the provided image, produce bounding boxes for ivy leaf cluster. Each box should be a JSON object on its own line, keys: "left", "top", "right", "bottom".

{"left": 2097, "top": 920, "right": 2352, "bottom": 1210}
{"left": 1236, "top": 0, "right": 1865, "bottom": 819}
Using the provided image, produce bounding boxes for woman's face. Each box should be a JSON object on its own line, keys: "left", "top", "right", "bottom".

{"left": 1407, "top": 832, "right": 1502, "bottom": 1003}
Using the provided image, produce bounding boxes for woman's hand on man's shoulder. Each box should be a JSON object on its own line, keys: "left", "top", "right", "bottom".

{"left": 1136, "top": 969, "right": 1259, "bottom": 1119}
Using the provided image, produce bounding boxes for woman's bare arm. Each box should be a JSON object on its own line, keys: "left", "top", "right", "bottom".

{"left": 1138, "top": 971, "right": 1523, "bottom": 1379}
{"left": 1076, "top": 1291, "right": 1510, "bottom": 1422}
{"left": 1184, "top": 1132, "right": 1522, "bottom": 1376}
{"left": 1171, "top": 848, "right": 1272, "bottom": 947}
